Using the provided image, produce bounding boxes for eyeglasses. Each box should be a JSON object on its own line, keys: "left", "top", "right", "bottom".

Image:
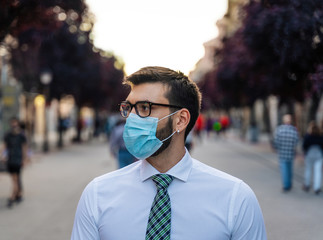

{"left": 119, "top": 101, "right": 182, "bottom": 118}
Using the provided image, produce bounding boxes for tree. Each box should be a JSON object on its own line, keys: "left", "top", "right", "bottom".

{"left": 0, "top": 0, "right": 86, "bottom": 43}
{"left": 215, "top": 0, "right": 323, "bottom": 110}
{"left": 1, "top": 0, "right": 127, "bottom": 145}
{"left": 1, "top": 0, "right": 126, "bottom": 110}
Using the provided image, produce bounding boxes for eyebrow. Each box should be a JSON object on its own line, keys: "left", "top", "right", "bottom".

{"left": 125, "top": 99, "right": 154, "bottom": 104}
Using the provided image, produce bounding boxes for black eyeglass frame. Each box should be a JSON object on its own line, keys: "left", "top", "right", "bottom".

{"left": 119, "top": 100, "right": 183, "bottom": 118}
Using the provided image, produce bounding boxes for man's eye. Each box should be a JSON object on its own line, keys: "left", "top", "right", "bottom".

{"left": 139, "top": 103, "right": 149, "bottom": 112}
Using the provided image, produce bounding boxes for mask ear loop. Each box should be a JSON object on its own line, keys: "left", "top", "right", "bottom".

{"left": 158, "top": 110, "right": 180, "bottom": 122}
{"left": 161, "top": 130, "right": 177, "bottom": 142}
{"left": 159, "top": 110, "right": 181, "bottom": 142}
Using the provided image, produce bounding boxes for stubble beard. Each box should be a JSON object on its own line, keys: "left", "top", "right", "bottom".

{"left": 151, "top": 117, "right": 174, "bottom": 157}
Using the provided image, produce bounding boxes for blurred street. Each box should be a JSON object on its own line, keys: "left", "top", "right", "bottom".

{"left": 1, "top": 1, "right": 323, "bottom": 239}
{"left": 0, "top": 133, "right": 323, "bottom": 240}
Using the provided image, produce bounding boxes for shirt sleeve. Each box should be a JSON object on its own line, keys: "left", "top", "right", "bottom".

{"left": 230, "top": 182, "right": 267, "bottom": 240}
{"left": 294, "top": 130, "right": 299, "bottom": 145}
{"left": 71, "top": 180, "right": 100, "bottom": 240}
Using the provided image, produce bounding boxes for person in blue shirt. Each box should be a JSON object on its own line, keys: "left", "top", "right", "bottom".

{"left": 274, "top": 114, "right": 299, "bottom": 192}
{"left": 71, "top": 66, "right": 267, "bottom": 240}
{"left": 109, "top": 118, "right": 137, "bottom": 168}
{"left": 302, "top": 121, "right": 323, "bottom": 195}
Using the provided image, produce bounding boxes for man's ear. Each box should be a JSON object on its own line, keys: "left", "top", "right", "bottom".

{"left": 174, "top": 109, "right": 190, "bottom": 133}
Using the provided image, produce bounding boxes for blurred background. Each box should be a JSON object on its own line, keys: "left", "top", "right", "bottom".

{"left": 1, "top": 0, "right": 323, "bottom": 239}
{"left": 1, "top": 0, "right": 323, "bottom": 151}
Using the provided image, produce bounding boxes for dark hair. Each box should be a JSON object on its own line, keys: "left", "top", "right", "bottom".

{"left": 124, "top": 66, "right": 202, "bottom": 139}
{"left": 10, "top": 117, "right": 19, "bottom": 123}
{"left": 307, "top": 121, "right": 320, "bottom": 136}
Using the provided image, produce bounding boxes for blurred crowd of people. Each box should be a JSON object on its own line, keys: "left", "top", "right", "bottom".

{"left": 193, "top": 112, "right": 231, "bottom": 140}
{"left": 2, "top": 110, "right": 323, "bottom": 211}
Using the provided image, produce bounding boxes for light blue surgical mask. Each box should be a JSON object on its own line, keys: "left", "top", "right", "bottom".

{"left": 123, "top": 111, "right": 179, "bottom": 159}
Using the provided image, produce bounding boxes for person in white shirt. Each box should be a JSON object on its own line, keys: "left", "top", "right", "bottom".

{"left": 71, "top": 66, "right": 267, "bottom": 240}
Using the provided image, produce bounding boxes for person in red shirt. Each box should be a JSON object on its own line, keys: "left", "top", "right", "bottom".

{"left": 194, "top": 113, "right": 205, "bottom": 139}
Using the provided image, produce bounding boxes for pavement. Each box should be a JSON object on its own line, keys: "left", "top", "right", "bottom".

{"left": 0, "top": 131, "right": 322, "bottom": 240}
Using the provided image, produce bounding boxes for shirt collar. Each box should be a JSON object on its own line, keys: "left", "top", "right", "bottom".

{"left": 140, "top": 148, "right": 192, "bottom": 183}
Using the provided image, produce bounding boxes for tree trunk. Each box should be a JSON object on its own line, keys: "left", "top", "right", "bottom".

{"left": 262, "top": 98, "right": 271, "bottom": 134}
{"left": 308, "top": 93, "right": 321, "bottom": 122}
{"left": 73, "top": 108, "right": 82, "bottom": 143}
{"left": 57, "top": 108, "right": 64, "bottom": 148}
{"left": 249, "top": 102, "right": 259, "bottom": 143}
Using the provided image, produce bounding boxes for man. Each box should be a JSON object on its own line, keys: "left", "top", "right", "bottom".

{"left": 109, "top": 118, "right": 136, "bottom": 168}
{"left": 274, "top": 114, "right": 299, "bottom": 192}
{"left": 71, "top": 66, "right": 266, "bottom": 239}
{"left": 2, "top": 117, "right": 28, "bottom": 208}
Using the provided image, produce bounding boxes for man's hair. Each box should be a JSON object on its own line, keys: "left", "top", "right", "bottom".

{"left": 10, "top": 117, "right": 19, "bottom": 123}
{"left": 124, "top": 66, "right": 202, "bottom": 139}
{"left": 307, "top": 121, "right": 320, "bottom": 135}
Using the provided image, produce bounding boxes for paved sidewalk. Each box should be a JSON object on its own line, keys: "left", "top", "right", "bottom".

{"left": 0, "top": 139, "right": 117, "bottom": 240}
{"left": 0, "top": 134, "right": 322, "bottom": 240}
{"left": 225, "top": 132, "right": 306, "bottom": 183}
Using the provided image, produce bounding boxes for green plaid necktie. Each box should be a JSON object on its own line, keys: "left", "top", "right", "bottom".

{"left": 146, "top": 174, "right": 174, "bottom": 240}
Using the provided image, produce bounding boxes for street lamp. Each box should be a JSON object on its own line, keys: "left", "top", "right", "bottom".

{"left": 40, "top": 70, "right": 52, "bottom": 152}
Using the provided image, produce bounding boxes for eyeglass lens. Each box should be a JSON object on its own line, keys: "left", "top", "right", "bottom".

{"left": 120, "top": 102, "right": 151, "bottom": 118}
{"left": 136, "top": 102, "right": 150, "bottom": 117}
{"left": 120, "top": 102, "right": 131, "bottom": 118}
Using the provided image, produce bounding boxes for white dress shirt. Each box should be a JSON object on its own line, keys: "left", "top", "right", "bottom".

{"left": 71, "top": 150, "right": 267, "bottom": 240}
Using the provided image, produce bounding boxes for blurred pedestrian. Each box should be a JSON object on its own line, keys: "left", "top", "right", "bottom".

{"left": 219, "top": 114, "right": 230, "bottom": 136}
{"left": 109, "top": 118, "right": 136, "bottom": 168}
{"left": 213, "top": 119, "right": 222, "bottom": 137}
{"left": 302, "top": 121, "right": 323, "bottom": 195}
{"left": 273, "top": 114, "right": 299, "bottom": 192}
{"left": 2, "top": 117, "right": 28, "bottom": 208}
{"left": 194, "top": 113, "right": 204, "bottom": 140}
{"left": 72, "top": 66, "right": 266, "bottom": 239}
{"left": 205, "top": 114, "right": 214, "bottom": 138}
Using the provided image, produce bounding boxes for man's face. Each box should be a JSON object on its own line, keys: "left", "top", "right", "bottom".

{"left": 10, "top": 119, "right": 19, "bottom": 130}
{"left": 126, "top": 82, "right": 172, "bottom": 128}
{"left": 126, "top": 82, "right": 175, "bottom": 155}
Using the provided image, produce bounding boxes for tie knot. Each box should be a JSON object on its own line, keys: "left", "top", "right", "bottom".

{"left": 152, "top": 174, "right": 173, "bottom": 189}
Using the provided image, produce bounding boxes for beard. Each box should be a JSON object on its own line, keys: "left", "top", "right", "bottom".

{"left": 151, "top": 116, "right": 174, "bottom": 157}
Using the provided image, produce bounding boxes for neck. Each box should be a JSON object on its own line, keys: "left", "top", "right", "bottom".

{"left": 12, "top": 128, "right": 20, "bottom": 134}
{"left": 147, "top": 137, "right": 186, "bottom": 173}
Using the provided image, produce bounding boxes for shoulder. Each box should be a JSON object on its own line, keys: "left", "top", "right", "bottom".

{"left": 276, "top": 125, "right": 298, "bottom": 135}
{"left": 80, "top": 161, "right": 141, "bottom": 205}
{"left": 190, "top": 159, "right": 263, "bottom": 223}
{"left": 92, "top": 161, "right": 141, "bottom": 187}
{"left": 191, "top": 158, "right": 243, "bottom": 186}
{"left": 4, "top": 133, "right": 9, "bottom": 142}
{"left": 190, "top": 158, "right": 259, "bottom": 202}
{"left": 4, "top": 132, "right": 11, "bottom": 139}
{"left": 286, "top": 125, "right": 298, "bottom": 133}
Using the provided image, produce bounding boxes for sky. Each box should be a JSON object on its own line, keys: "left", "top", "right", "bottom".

{"left": 85, "top": 0, "right": 228, "bottom": 76}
